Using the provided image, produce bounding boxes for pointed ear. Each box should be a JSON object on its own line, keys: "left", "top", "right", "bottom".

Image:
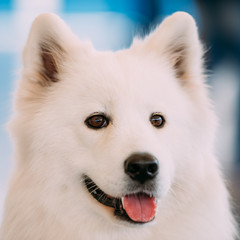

{"left": 22, "top": 13, "right": 78, "bottom": 86}
{"left": 144, "top": 12, "right": 204, "bottom": 84}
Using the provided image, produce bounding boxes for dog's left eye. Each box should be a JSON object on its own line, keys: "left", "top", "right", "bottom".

{"left": 150, "top": 113, "right": 165, "bottom": 128}
{"left": 85, "top": 114, "right": 109, "bottom": 129}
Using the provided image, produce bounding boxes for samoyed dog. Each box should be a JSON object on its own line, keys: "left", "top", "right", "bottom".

{"left": 0, "top": 12, "right": 237, "bottom": 240}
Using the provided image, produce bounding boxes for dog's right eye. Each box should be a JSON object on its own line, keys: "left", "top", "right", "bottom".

{"left": 85, "top": 114, "right": 109, "bottom": 129}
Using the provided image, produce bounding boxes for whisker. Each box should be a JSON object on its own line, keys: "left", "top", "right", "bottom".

{"left": 98, "top": 193, "right": 106, "bottom": 202}
{"left": 89, "top": 186, "right": 99, "bottom": 194}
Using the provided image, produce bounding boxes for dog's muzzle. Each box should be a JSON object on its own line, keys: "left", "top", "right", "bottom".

{"left": 83, "top": 153, "right": 159, "bottom": 224}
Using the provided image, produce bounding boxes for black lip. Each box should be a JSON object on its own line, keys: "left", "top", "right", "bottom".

{"left": 84, "top": 176, "right": 115, "bottom": 208}
{"left": 83, "top": 175, "right": 153, "bottom": 224}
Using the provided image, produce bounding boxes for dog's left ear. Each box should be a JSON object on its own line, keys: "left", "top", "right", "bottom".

{"left": 22, "top": 13, "right": 79, "bottom": 87}
{"left": 143, "top": 12, "right": 203, "bottom": 84}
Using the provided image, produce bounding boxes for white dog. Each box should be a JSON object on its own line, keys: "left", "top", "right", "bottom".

{"left": 0, "top": 12, "right": 237, "bottom": 240}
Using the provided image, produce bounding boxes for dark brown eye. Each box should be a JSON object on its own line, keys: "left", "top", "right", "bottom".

{"left": 150, "top": 113, "right": 165, "bottom": 128}
{"left": 85, "top": 114, "right": 109, "bottom": 129}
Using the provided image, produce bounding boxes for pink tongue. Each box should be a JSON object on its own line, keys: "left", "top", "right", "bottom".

{"left": 123, "top": 194, "right": 156, "bottom": 223}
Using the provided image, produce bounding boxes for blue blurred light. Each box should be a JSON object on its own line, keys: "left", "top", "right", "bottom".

{"left": 62, "top": 0, "right": 158, "bottom": 24}
{"left": 0, "top": 0, "right": 13, "bottom": 11}
{"left": 0, "top": 53, "right": 15, "bottom": 124}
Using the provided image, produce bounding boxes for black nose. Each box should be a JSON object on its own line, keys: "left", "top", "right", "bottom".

{"left": 124, "top": 153, "right": 159, "bottom": 184}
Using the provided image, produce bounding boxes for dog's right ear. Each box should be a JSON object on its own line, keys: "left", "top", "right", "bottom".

{"left": 22, "top": 13, "right": 78, "bottom": 87}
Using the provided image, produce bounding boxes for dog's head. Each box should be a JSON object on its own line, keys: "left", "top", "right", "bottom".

{"left": 11, "top": 12, "right": 217, "bottom": 227}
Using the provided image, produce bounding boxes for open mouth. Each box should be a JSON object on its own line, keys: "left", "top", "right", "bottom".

{"left": 83, "top": 175, "right": 157, "bottom": 224}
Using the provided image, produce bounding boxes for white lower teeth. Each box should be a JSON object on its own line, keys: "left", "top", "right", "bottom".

{"left": 121, "top": 197, "right": 125, "bottom": 209}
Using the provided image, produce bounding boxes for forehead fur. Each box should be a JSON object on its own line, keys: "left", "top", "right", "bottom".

{"left": 11, "top": 12, "right": 215, "bottom": 136}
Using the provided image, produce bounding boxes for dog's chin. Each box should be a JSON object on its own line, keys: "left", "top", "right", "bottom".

{"left": 83, "top": 175, "right": 158, "bottom": 225}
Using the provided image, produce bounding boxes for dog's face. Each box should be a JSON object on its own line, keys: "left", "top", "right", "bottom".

{"left": 12, "top": 12, "right": 216, "bottom": 226}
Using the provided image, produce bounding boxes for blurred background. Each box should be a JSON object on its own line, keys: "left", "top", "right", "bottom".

{"left": 0, "top": 0, "right": 239, "bottom": 227}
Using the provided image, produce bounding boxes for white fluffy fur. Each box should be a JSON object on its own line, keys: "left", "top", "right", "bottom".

{"left": 0, "top": 12, "right": 238, "bottom": 240}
